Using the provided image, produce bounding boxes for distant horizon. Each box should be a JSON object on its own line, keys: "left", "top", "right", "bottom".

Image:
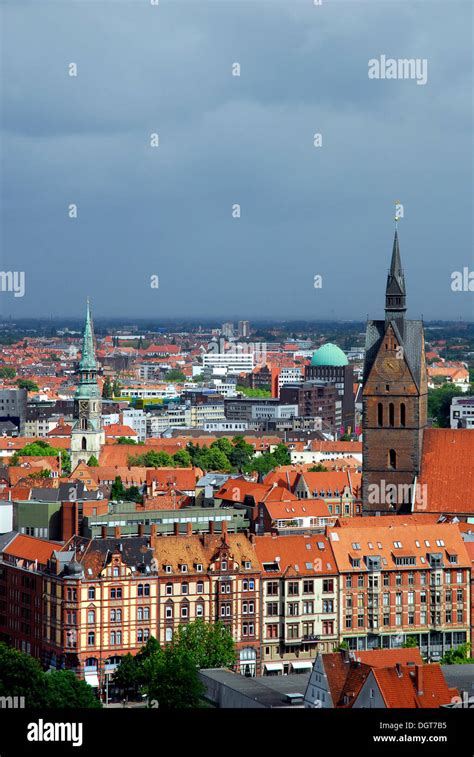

{"left": 1, "top": 316, "right": 473, "bottom": 328}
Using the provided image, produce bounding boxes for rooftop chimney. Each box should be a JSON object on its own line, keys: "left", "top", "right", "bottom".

{"left": 209, "top": 520, "right": 215, "bottom": 534}
{"left": 221, "top": 521, "right": 228, "bottom": 536}
{"left": 174, "top": 522, "right": 180, "bottom": 536}
{"left": 101, "top": 525, "right": 107, "bottom": 539}
{"left": 414, "top": 664, "right": 424, "bottom": 695}
{"left": 114, "top": 526, "right": 121, "bottom": 539}
{"left": 186, "top": 522, "right": 193, "bottom": 536}
{"left": 395, "top": 663, "right": 403, "bottom": 678}
{"left": 249, "top": 533, "right": 256, "bottom": 545}
{"left": 138, "top": 523, "right": 145, "bottom": 537}
{"left": 150, "top": 524, "right": 157, "bottom": 539}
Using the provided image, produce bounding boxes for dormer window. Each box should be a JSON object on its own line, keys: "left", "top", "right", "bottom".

{"left": 221, "top": 561, "right": 227, "bottom": 571}
{"left": 196, "top": 563, "right": 203, "bottom": 572}
{"left": 244, "top": 561, "right": 251, "bottom": 570}
{"left": 165, "top": 565, "right": 172, "bottom": 574}
{"left": 181, "top": 564, "right": 188, "bottom": 573}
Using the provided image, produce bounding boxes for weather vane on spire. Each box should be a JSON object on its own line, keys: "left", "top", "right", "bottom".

{"left": 394, "top": 199, "right": 404, "bottom": 229}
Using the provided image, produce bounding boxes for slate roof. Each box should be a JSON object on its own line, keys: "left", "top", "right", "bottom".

{"left": 363, "top": 318, "right": 424, "bottom": 389}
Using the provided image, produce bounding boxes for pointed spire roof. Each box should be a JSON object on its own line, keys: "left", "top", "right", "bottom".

{"left": 385, "top": 229, "right": 406, "bottom": 320}
{"left": 388, "top": 230, "right": 405, "bottom": 290}
{"left": 79, "top": 299, "right": 97, "bottom": 371}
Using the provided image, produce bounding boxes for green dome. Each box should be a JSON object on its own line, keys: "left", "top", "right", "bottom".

{"left": 310, "top": 343, "right": 348, "bottom": 367}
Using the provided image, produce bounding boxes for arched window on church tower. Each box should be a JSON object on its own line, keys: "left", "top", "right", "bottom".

{"left": 400, "top": 403, "right": 406, "bottom": 427}
{"left": 82, "top": 436, "right": 87, "bottom": 450}
{"left": 377, "top": 403, "right": 383, "bottom": 427}
{"left": 388, "top": 449, "right": 397, "bottom": 469}
{"left": 389, "top": 403, "right": 395, "bottom": 427}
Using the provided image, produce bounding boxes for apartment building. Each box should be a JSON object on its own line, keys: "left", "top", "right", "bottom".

{"left": 328, "top": 522, "right": 471, "bottom": 661}
{"left": 255, "top": 534, "right": 338, "bottom": 674}
{"left": 0, "top": 524, "right": 262, "bottom": 688}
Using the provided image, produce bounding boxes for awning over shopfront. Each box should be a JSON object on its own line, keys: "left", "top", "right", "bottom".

{"left": 264, "top": 663, "right": 284, "bottom": 672}
{"left": 291, "top": 660, "right": 313, "bottom": 671}
{"left": 84, "top": 672, "right": 100, "bottom": 688}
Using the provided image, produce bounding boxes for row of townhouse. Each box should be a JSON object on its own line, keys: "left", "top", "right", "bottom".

{"left": 0, "top": 519, "right": 471, "bottom": 690}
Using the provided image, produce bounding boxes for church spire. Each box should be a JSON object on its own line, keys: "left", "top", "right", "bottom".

{"left": 385, "top": 229, "right": 406, "bottom": 324}
{"left": 79, "top": 299, "right": 97, "bottom": 372}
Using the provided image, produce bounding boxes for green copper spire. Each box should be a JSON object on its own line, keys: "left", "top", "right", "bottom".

{"left": 75, "top": 299, "right": 100, "bottom": 400}
{"left": 79, "top": 298, "right": 97, "bottom": 371}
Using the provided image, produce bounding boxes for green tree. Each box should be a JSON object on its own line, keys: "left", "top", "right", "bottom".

{"left": 309, "top": 464, "right": 328, "bottom": 472}
{"left": 44, "top": 670, "right": 101, "bottom": 708}
{"left": 111, "top": 476, "right": 126, "bottom": 500}
{"left": 0, "top": 643, "right": 48, "bottom": 707}
{"left": 117, "top": 436, "right": 137, "bottom": 445}
{"left": 128, "top": 450, "right": 175, "bottom": 468}
{"left": 0, "top": 366, "right": 16, "bottom": 379}
{"left": 166, "top": 369, "right": 186, "bottom": 383}
{"left": 272, "top": 443, "right": 291, "bottom": 466}
{"left": 246, "top": 452, "right": 276, "bottom": 477}
{"left": 211, "top": 438, "right": 233, "bottom": 457}
{"left": 124, "top": 485, "right": 142, "bottom": 503}
{"left": 144, "top": 647, "right": 205, "bottom": 710}
{"left": 112, "top": 653, "right": 142, "bottom": 698}
{"left": 229, "top": 436, "right": 254, "bottom": 471}
{"left": 428, "top": 384, "right": 474, "bottom": 427}
{"left": 88, "top": 455, "right": 99, "bottom": 467}
{"left": 171, "top": 620, "right": 235, "bottom": 670}
{"left": 441, "top": 643, "right": 472, "bottom": 665}
{"left": 334, "top": 641, "right": 349, "bottom": 652}
{"left": 112, "top": 378, "right": 122, "bottom": 397}
{"left": 102, "top": 376, "right": 113, "bottom": 399}
{"left": 11, "top": 442, "right": 70, "bottom": 475}
{"left": 173, "top": 449, "right": 192, "bottom": 468}
{"left": 402, "top": 636, "right": 418, "bottom": 648}
{"left": 204, "top": 447, "right": 231, "bottom": 471}
{"left": 16, "top": 379, "right": 39, "bottom": 392}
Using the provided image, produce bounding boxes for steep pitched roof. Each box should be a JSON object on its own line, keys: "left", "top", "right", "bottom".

{"left": 363, "top": 319, "right": 425, "bottom": 389}
{"left": 372, "top": 664, "right": 458, "bottom": 708}
{"left": 417, "top": 429, "right": 474, "bottom": 513}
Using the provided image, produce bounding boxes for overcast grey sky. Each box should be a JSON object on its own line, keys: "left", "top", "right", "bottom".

{"left": 1, "top": 0, "right": 473, "bottom": 320}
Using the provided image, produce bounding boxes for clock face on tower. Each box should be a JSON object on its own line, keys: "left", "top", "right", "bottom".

{"left": 79, "top": 400, "right": 89, "bottom": 415}
{"left": 376, "top": 356, "right": 406, "bottom": 380}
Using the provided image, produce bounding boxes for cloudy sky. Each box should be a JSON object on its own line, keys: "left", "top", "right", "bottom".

{"left": 1, "top": 0, "right": 473, "bottom": 320}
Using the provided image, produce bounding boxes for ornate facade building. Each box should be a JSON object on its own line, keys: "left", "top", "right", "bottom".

{"left": 362, "top": 231, "right": 428, "bottom": 513}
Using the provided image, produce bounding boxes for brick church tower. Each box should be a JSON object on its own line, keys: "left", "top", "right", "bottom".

{"left": 362, "top": 230, "right": 428, "bottom": 513}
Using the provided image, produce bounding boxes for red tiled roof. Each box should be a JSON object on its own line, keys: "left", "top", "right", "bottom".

{"left": 373, "top": 664, "right": 458, "bottom": 708}
{"left": 255, "top": 534, "right": 336, "bottom": 576}
{"left": 417, "top": 429, "right": 474, "bottom": 513}
{"left": 3, "top": 534, "right": 58, "bottom": 564}
{"left": 146, "top": 467, "right": 198, "bottom": 491}
{"left": 327, "top": 521, "right": 470, "bottom": 572}
{"left": 264, "top": 498, "right": 330, "bottom": 520}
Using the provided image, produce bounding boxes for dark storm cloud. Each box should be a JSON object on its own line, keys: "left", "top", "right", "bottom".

{"left": 1, "top": 0, "right": 472, "bottom": 320}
